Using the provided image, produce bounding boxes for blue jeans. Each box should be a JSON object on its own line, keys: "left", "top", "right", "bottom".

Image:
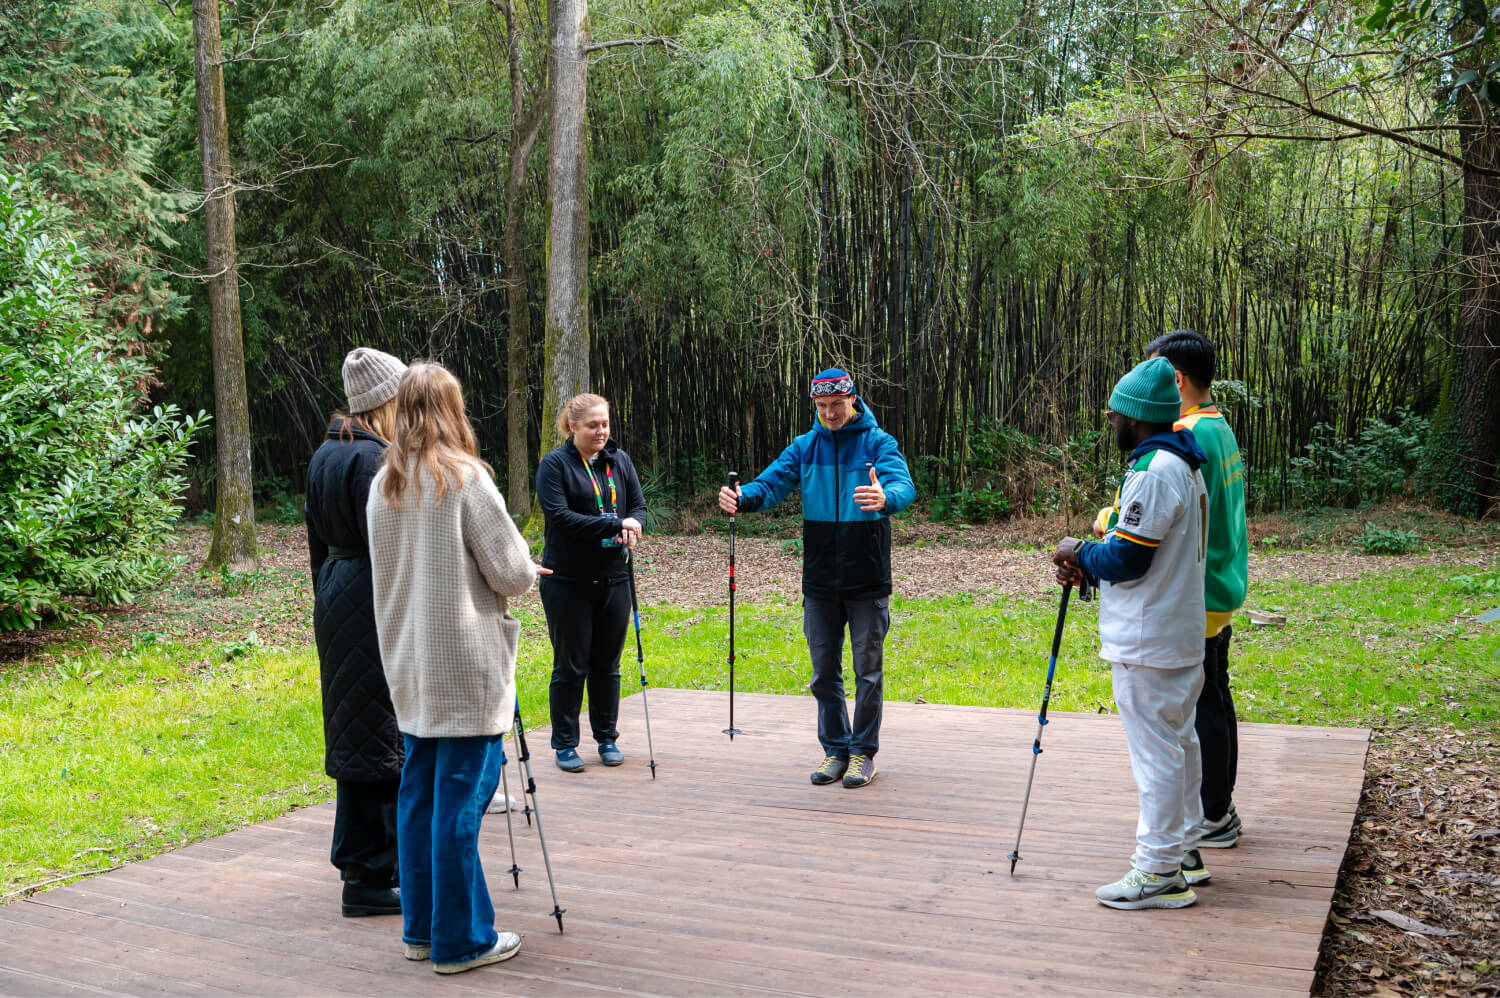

{"left": 804, "top": 596, "right": 890, "bottom": 758}
{"left": 398, "top": 733, "right": 505, "bottom": 965}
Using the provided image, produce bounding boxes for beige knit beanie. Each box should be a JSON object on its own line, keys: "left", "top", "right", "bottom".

{"left": 342, "top": 347, "right": 407, "bottom": 413}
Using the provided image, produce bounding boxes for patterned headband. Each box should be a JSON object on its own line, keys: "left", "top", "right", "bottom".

{"left": 809, "top": 375, "right": 855, "bottom": 398}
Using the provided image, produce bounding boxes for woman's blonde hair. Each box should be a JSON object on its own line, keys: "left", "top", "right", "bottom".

{"left": 555, "top": 392, "right": 609, "bottom": 441}
{"left": 332, "top": 397, "right": 398, "bottom": 443}
{"left": 379, "top": 362, "right": 491, "bottom": 507}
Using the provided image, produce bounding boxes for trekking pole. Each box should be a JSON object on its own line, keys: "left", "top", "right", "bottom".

{"left": 512, "top": 704, "right": 566, "bottom": 932}
{"left": 624, "top": 548, "right": 658, "bottom": 778}
{"left": 1008, "top": 581, "right": 1074, "bottom": 875}
{"left": 512, "top": 742, "right": 533, "bottom": 826}
{"left": 724, "top": 470, "right": 742, "bottom": 739}
{"left": 499, "top": 741, "right": 521, "bottom": 887}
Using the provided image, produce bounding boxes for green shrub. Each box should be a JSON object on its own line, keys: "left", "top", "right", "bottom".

{"left": 1451, "top": 569, "right": 1500, "bottom": 596}
{"left": 924, "top": 420, "right": 1112, "bottom": 522}
{"left": 636, "top": 466, "right": 679, "bottom": 533}
{"left": 968, "top": 422, "right": 1040, "bottom": 472}
{"left": 0, "top": 171, "right": 202, "bottom": 631}
{"left": 254, "top": 473, "right": 304, "bottom": 525}
{"left": 1288, "top": 409, "right": 1429, "bottom": 508}
{"left": 952, "top": 487, "right": 1012, "bottom": 522}
{"left": 1354, "top": 522, "right": 1420, "bottom": 555}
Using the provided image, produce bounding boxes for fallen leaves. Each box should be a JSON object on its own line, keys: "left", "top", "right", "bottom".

{"left": 1314, "top": 728, "right": 1500, "bottom": 996}
{"left": 1370, "top": 909, "right": 1464, "bottom": 938}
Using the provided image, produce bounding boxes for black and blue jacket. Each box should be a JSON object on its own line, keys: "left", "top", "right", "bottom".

{"left": 738, "top": 399, "right": 916, "bottom": 600}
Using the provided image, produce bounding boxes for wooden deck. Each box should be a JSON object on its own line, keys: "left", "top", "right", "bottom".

{"left": 0, "top": 689, "right": 1369, "bottom": 997}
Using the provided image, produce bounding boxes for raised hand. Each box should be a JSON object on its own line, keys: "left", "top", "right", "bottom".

{"left": 853, "top": 466, "right": 886, "bottom": 511}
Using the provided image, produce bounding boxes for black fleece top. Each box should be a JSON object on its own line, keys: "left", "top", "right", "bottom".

{"left": 536, "top": 437, "right": 648, "bottom": 584}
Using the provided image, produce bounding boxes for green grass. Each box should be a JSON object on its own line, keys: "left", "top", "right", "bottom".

{"left": 4, "top": 556, "right": 1497, "bottom": 896}
{"left": 0, "top": 641, "right": 329, "bottom": 896}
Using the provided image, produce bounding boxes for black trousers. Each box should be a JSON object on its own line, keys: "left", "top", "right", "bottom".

{"left": 541, "top": 577, "right": 629, "bottom": 751}
{"left": 1194, "top": 625, "right": 1239, "bottom": 822}
{"left": 330, "top": 778, "right": 399, "bottom": 885}
{"left": 804, "top": 596, "right": 890, "bottom": 759}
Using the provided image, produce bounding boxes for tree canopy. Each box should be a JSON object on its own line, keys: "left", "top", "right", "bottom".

{"left": 1, "top": 0, "right": 1495, "bottom": 630}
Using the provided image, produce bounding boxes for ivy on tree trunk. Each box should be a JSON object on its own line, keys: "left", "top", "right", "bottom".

{"left": 193, "top": 0, "right": 258, "bottom": 572}
{"left": 1455, "top": 89, "right": 1500, "bottom": 516}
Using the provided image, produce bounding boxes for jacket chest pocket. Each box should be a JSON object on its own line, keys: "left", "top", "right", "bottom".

{"left": 843, "top": 463, "right": 874, "bottom": 513}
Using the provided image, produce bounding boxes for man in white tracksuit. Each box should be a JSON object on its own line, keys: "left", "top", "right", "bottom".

{"left": 1053, "top": 356, "right": 1211, "bottom": 910}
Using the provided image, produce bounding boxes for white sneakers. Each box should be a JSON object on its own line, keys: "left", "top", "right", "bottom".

{"left": 485, "top": 793, "right": 520, "bottom": 814}
{"left": 431, "top": 933, "right": 523, "bottom": 974}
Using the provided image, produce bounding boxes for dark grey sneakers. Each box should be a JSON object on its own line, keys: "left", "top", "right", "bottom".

{"left": 810, "top": 755, "right": 848, "bottom": 785}
{"left": 842, "top": 754, "right": 876, "bottom": 788}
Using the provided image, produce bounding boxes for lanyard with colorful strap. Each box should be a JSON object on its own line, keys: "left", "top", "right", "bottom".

{"left": 581, "top": 452, "right": 617, "bottom": 513}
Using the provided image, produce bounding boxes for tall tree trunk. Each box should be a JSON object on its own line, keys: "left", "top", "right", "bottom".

{"left": 193, "top": 0, "right": 258, "bottom": 572}
{"left": 542, "top": 0, "right": 590, "bottom": 435}
{"left": 1455, "top": 93, "right": 1500, "bottom": 516}
{"left": 501, "top": 0, "right": 546, "bottom": 519}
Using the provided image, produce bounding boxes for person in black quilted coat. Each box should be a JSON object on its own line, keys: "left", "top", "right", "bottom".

{"left": 305, "top": 347, "right": 407, "bottom": 918}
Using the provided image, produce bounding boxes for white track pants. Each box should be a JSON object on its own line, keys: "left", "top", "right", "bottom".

{"left": 1112, "top": 661, "right": 1206, "bottom": 875}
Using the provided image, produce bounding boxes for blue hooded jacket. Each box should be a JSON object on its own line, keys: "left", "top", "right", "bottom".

{"left": 737, "top": 398, "right": 916, "bottom": 599}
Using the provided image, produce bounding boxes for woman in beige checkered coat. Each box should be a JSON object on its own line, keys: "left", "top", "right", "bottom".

{"left": 367, "top": 362, "right": 549, "bottom": 975}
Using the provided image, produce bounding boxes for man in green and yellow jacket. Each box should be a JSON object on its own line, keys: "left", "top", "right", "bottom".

{"left": 1149, "top": 330, "right": 1248, "bottom": 847}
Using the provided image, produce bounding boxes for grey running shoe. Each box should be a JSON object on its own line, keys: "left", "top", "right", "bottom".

{"left": 842, "top": 754, "right": 877, "bottom": 789}
{"left": 810, "top": 755, "right": 848, "bottom": 785}
{"left": 433, "top": 932, "right": 522, "bottom": 974}
{"left": 1181, "top": 849, "right": 1211, "bottom": 885}
{"left": 1096, "top": 867, "right": 1197, "bottom": 910}
{"left": 1196, "top": 808, "right": 1241, "bottom": 849}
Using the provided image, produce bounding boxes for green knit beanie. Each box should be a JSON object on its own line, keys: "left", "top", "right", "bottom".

{"left": 1108, "top": 357, "right": 1181, "bottom": 424}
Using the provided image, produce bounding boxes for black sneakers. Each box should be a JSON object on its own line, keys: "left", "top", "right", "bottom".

{"left": 341, "top": 882, "right": 401, "bottom": 917}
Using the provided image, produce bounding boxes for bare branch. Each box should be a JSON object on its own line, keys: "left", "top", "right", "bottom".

{"left": 586, "top": 36, "right": 684, "bottom": 56}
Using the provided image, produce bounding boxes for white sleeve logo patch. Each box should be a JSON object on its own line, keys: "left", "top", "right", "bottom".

{"left": 1123, "top": 500, "right": 1144, "bottom": 527}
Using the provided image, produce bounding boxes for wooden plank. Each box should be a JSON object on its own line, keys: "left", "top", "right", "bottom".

{"left": 2, "top": 690, "right": 1366, "bottom": 998}
{"left": 0, "top": 962, "right": 121, "bottom": 997}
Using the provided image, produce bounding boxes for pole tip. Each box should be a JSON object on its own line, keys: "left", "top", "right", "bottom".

{"left": 1008, "top": 851, "right": 1020, "bottom": 875}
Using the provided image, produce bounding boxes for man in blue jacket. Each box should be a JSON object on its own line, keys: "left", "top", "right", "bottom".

{"left": 718, "top": 368, "right": 916, "bottom": 788}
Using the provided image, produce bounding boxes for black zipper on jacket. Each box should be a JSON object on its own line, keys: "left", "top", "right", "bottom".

{"left": 833, "top": 432, "right": 840, "bottom": 581}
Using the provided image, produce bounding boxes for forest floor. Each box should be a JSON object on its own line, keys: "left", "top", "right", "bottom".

{"left": 2, "top": 504, "right": 1498, "bottom": 995}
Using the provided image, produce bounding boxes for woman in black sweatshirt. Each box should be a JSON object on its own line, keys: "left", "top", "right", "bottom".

{"left": 536, "top": 393, "right": 648, "bottom": 772}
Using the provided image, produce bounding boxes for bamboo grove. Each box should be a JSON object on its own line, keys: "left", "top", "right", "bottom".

{"left": 7, "top": 0, "right": 1492, "bottom": 517}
